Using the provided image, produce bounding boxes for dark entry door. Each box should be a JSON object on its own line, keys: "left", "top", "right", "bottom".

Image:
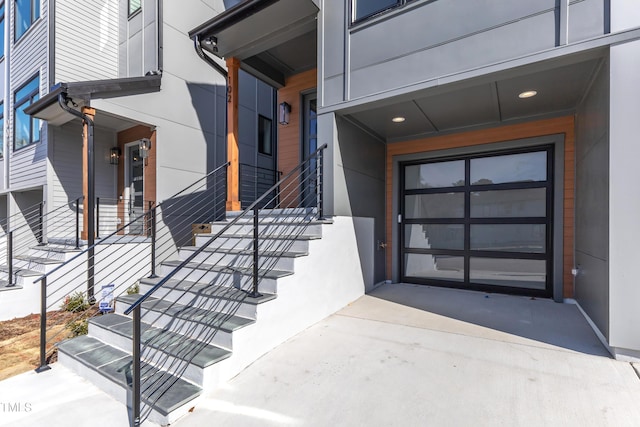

{"left": 400, "top": 147, "right": 553, "bottom": 297}
{"left": 301, "top": 92, "right": 317, "bottom": 207}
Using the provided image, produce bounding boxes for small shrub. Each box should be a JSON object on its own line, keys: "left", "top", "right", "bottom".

{"left": 126, "top": 282, "right": 140, "bottom": 295}
{"left": 61, "top": 292, "right": 89, "bottom": 313}
{"left": 65, "top": 319, "right": 88, "bottom": 337}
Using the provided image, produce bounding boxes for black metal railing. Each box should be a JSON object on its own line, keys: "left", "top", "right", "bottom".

{"left": 0, "top": 197, "right": 83, "bottom": 286}
{"left": 34, "top": 163, "right": 229, "bottom": 373}
{"left": 239, "top": 163, "right": 282, "bottom": 209}
{"left": 124, "top": 144, "right": 326, "bottom": 425}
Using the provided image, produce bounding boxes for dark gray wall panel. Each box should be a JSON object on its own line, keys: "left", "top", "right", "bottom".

{"left": 349, "top": 12, "right": 557, "bottom": 100}
{"left": 335, "top": 116, "right": 386, "bottom": 283}
{"left": 568, "top": 0, "right": 606, "bottom": 43}
{"left": 322, "top": 0, "right": 346, "bottom": 78}
{"left": 575, "top": 59, "right": 609, "bottom": 337}
{"left": 349, "top": 0, "right": 557, "bottom": 71}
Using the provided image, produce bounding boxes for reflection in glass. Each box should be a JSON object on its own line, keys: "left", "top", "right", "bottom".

{"left": 471, "top": 151, "right": 546, "bottom": 185}
{"left": 405, "top": 254, "right": 464, "bottom": 282}
{"left": 405, "top": 224, "right": 464, "bottom": 250}
{"left": 405, "top": 193, "right": 464, "bottom": 219}
{"left": 470, "top": 258, "right": 546, "bottom": 289}
{"left": 471, "top": 224, "right": 546, "bottom": 253}
{"left": 471, "top": 188, "right": 546, "bottom": 218}
{"left": 405, "top": 161, "right": 465, "bottom": 189}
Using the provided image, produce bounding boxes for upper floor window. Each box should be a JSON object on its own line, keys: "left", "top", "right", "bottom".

{"left": 351, "top": 0, "right": 415, "bottom": 24}
{"left": 15, "top": 0, "right": 39, "bottom": 40}
{"left": 0, "top": 3, "right": 5, "bottom": 57}
{"left": 128, "top": 0, "right": 141, "bottom": 16}
{"left": 14, "top": 75, "right": 39, "bottom": 150}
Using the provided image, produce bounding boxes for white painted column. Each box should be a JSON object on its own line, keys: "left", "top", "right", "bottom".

{"left": 608, "top": 39, "right": 640, "bottom": 360}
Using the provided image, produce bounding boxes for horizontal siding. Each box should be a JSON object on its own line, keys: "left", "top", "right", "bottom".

{"left": 9, "top": 0, "right": 49, "bottom": 191}
{"left": 55, "top": 0, "right": 119, "bottom": 82}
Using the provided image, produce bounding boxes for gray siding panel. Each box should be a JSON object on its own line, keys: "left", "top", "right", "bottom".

{"left": 568, "top": 0, "right": 606, "bottom": 43}
{"left": 54, "top": 0, "right": 119, "bottom": 83}
{"left": 575, "top": 59, "right": 609, "bottom": 338}
{"left": 350, "top": 11, "right": 557, "bottom": 99}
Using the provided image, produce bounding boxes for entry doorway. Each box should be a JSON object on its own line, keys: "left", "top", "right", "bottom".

{"left": 399, "top": 146, "right": 554, "bottom": 297}
{"left": 124, "top": 142, "right": 145, "bottom": 235}
{"left": 301, "top": 91, "right": 317, "bottom": 207}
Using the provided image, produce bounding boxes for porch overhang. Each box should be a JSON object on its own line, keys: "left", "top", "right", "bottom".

{"left": 189, "top": 0, "right": 319, "bottom": 88}
{"left": 25, "top": 74, "right": 161, "bottom": 126}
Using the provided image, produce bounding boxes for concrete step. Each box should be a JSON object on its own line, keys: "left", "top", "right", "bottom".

{"left": 57, "top": 335, "right": 203, "bottom": 426}
{"left": 138, "top": 277, "right": 277, "bottom": 319}
{"left": 0, "top": 266, "right": 42, "bottom": 286}
{"left": 208, "top": 221, "right": 325, "bottom": 237}
{"left": 86, "top": 312, "right": 233, "bottom": 387}
{"left": 13, "top": 255, "right": 64, "bottom": 274}
{"left": 194, "top": 233, "right": 316, "bottom": 252}
{"left": 158, "top": 260, "right": 292, "bottom": 294}
{"left": 27, "top": 245, "right": 83, "bottom": 262}
{"left": 112, "top": 294, "right": 255, "bottom": 350}
{"left": 177, "top": 246, "right": 308, "bottom": 273}
{"left": 0, "top": 279, "right": 22, "bottom": 292}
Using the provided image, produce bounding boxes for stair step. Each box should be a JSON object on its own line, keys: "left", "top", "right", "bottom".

{"left": 15, "top": 255, "right": 64, "bottom": 265}
{"left": 138, "top": 277, "right": 277, "bottom": 319}
{"left": 194, "top": 234, "right": 314, "bottom": 252}
{"left": 0, "top": 280, "right": 21, "bottom": 291}
{"left": 57, "top": 335, "right": 203, "bottom": 418}
{"left": 178, "top": 246, "right": 307, "bottom": 272}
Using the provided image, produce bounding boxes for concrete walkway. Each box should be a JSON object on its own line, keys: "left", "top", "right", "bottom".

{"left": 1, "top": 284, "right": 639, "bottom": 426}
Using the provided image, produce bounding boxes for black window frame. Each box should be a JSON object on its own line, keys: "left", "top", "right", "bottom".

{"left": 14, "top": 0, "right": 39, "bottom": 41}
{"left": 128, "top": 0, "right": 141, "bottom": 17}
{"left": 257, "top": 114, "right": 273, "bottom": 156}
{"left": 13, "top": 75, "right": 39, "bottom": 151}
{"left": 351, "top": 0, "right": 416, "bottom": 25}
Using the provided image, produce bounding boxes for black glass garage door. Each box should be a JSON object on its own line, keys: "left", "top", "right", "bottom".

{"left": 400, "top": 147, "right": 553, "bottom": 297}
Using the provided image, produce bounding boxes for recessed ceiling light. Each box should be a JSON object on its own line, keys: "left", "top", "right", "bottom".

{"left": 518, "top": 90, "right": 538, "bottom": 99}
{"left": 392, "top": 116, "right": 406, "bottom": 123}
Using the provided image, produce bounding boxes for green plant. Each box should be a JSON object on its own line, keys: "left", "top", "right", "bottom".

{"left": 126, "top": 282, "right": 140, "bottom": 295}
{"left": 65, "top": 319, "right": 88, "bottom": 337}
{"left": 61, "top": 292, "right": 89, "bottom": 313}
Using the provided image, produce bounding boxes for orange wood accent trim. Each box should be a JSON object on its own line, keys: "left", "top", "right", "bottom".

{"left": 385, "top": 116, "right": 575, "bottom": 298}
{"left": 81, "top": 107, "right": 96, "bottom": 240}
{"left": 226, "top": 58, "right": 241, "bottom": 211}
{"left": 277, "top": 68, "right": 317, "bottom": 207}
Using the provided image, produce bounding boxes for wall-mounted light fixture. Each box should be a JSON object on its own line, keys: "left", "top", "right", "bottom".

{"left": 110, "top": 147, "right": 121, "bottom": 165}
{"left": 279, "top": 102, "right": 291, "bottom": 125}
{"left": 139, "top": 138, "right": 152, "bottom": 159}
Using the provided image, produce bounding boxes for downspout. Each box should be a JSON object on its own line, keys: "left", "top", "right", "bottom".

{"left": 58, "top": 93, "right": 96, "bottom": 302}
{"left": 157, "top": 0, "right": 163, "bottom": 72}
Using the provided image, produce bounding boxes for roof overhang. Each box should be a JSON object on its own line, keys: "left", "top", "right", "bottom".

{"left": 25, "top": 74, "right": 161, "bottom": 126}
{"left": 190, "top": 0, "right": 319, "bottom": 87}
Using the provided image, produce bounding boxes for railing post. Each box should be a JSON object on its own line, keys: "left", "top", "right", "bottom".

{"left": 149, "top": 203, "right": 157, "bottom": 278}
{"left": 38, "top": 202, "right": 44, "bottom": 245}
{"left": 317, "top": 148, "right": 325, "bottom": 220}
{"left": 35, "top": 277, "right": 51, "bottom": 373}
{"left": 131, "top": 305, "right": 141, "bottom": 427}
{"left": 96, "top": 197, "right": 100, "bottom": 239}
{"left": 75, "top": 198, "right": 80, "bottom": 250}
{"left": 249, "top": 206, "right": 262, "bottom": 298}
{"left": 7, "top": 231, "right": 13, "bottom": 287}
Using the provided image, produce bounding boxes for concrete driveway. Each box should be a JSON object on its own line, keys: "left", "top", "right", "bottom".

{"left": 2, "top": 283, "right": 639, "bottom": 426}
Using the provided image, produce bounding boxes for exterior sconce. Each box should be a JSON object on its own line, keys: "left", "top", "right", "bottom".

{"left": 279, "top": 102, "right": 291, "bottom": 125}
{"left": 110, "top": 147, "right": 121, "bottom": 165}
{"left": 139, "top": 138, "right": 152, "bottom": 159}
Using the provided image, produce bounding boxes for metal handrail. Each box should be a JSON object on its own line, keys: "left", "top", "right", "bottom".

{"left": 124, "top": 144, "right": 326, "bottom": 426}
{"left": 33, "top": 163, "right": 230, "bottom": 284}
{"left": 124, "top": 144, "right": 326, "bottom": 316}
{"left": 35, "top": 163, "right": 229, "bottom": 372}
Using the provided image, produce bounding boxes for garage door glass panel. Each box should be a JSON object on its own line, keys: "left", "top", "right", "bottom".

{"left": 405, "top": 254, "right": 464, "bottom": 282}
{"left": 404, "top": 160, "right": 465, "bottom": 189}
{"left": 471, "top": 151, "right": 547, "bottom": 185}
{"left": 470, "top": 258, "right": 546, "bottom": 289}
{"left": 470, "top": 188, "right": 546, "bottom": 218}
{"left": 405, "top": 224, "right": 464, "bottom": 250}
{"left": 405, "top": 193, "right": 464, "bottom": 218}
{"left": 470, "top": 224, "right": 546, "bottom": 253}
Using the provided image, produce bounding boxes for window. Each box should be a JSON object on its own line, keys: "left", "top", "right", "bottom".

{"left": 351, "top": 0, "right": 415, "bottom": 24}
{"left": 0, "top": 102, "right": 4, "bottom": 158}
{"left": 258, "top": 115, "right": 272, "bottom": 155}
{"left": 128, "top": 0, "right": 141, "bottom": 16}
{"left": 15, "top": 0, "right": 39, "bottom": 40}
{"left": 0, "top": 3, "right": 5, "bottom": 57}
{"left": 14, "top": 76, "right": 39, "bottom": 150}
